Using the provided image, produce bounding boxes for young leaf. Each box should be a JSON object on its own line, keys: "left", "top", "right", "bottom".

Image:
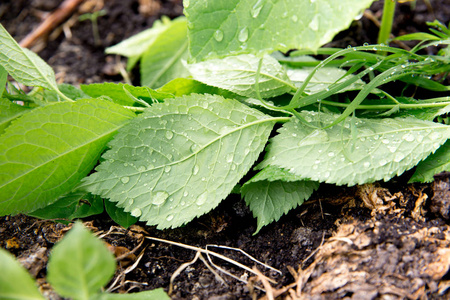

{"left": 157, "top": 78, "right": 239, "bottom": 99}
{"left": 241, "top": 165, "right": 319, "bottom": 234}
{"left": 80, "top": 83, "right": 173, "bottom": 106}
{"left": 0, "top": 99, "right": 135, "bottom": 215}
{"left": 104, "top": 200, "right": 138, "bottom": 228}
{"left": 0, "top": 98, "right": 30, "bottom": 134}
{"left": 186, "top": 54, "right": 294, "bottom": 98}
{"left": 185, "top": 0, "right": 375, "bottom": 62}
{"left": 140, "top": 17, "right": 190, "bottom": 88}
{"left": 0, "top": 24, "right": 65, "bottom": 98}
{"left": 47, "top": 222, "right": 116, "bottom": 300}
{"left": 0, "top": 65, "right": 6, "bottom": 96}
{"left": 409, "top": 141, "right": 450, "bottom": 183}
{"left": 83, "top": 94, "right": 277, "bottom": 229}
{"left": 0, "top": 248, "right": 45, "bottom": 300}
{"left": 259, "top": 111, "right": 450, "bottom": 186}
{"left": 98, "top": 289, "right": 170, "bottom": 300}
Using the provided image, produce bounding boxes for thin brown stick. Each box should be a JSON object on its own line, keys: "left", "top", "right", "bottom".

{"left": 19, "top": 0, "right": 85, "bottom": 48}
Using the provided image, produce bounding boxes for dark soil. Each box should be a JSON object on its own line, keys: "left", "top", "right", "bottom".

{"left": 1, "top": 1, "right": 450, "bottom": 299}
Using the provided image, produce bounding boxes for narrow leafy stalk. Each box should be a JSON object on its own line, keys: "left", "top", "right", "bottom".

{"left": 378, "top": 0, "right": 396, "bottom": 45}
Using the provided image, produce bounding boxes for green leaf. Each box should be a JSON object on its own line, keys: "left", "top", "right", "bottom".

{"left": 185, "top": 0, "right": 375, "bottom": 62}
{"left": 81, "top": 83, "right": 173, "bottom": 106}
{"left": 47, "top": 222, "right": 116, "bottom": 300}
{"left": 0, "top": 98, "right": 30, "bottom": 134}
{"left": 140, "top": 17, "right": 190, "bottom": 88}
{"left": 83, "top": 94, "right": 276, "bottom": 229}
{"left": 157, "top": 78, "right": 239, "bottom": 99}
{"left": 104, "top": 200, "right": 137, "bottom": 228}
{"left": 0, "top": 248, "right": 45, "bottom": 300}
{"left": 98, "top": 289, "right": 170, "bottom": 300}
{"left": 0, "top": 24, "right": 64, "bottom": 97}
{"left": 409, "top": 141, "right": 450, "bottom": 183}
{"left": 286, "top": 66, "right": 366, "bottom": 94}
{"left": 28, "top": 192, "right": 104, "bottom": 220}
{"left": 105, "top": 16, "right": 176, "bottom": 58}
{"left": 260, "top": 111, "right": 450, "bottom": 186}
{"left": 0, "top": 65, "right": 7, "bottom": 97}
{"left": 0, "top": 99, "right": 135, "bottom": 215}
{"left": 242, "top": 165, "right": 319, "bottom": 234}
{"left": 186, "top": 54, "right": 294, "bottom": 98}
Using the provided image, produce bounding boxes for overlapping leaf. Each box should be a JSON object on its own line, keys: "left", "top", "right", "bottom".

{"left": 242, "top": 165, "right": 319, "bottom": 233}
{"left": 0, "top": 24, "right": 60, "bottom": 93}
{"left": 410, "top": 141, "right": 450, "bottom": 183}
{"left": 0, "top": 99, "right": 135, "bottom": 215}
{"left": 185, "top": 0, "right": 375, "bottom": 62}
{"left": 83, "top": 94, "right": 276, "bottom": 229}
{"left": 186, "top": 54, "right": 294, "bottom": 98}
{"left": 0, "top": 98, "right": 30, "bottom": 134}
{"left": 259, "top": 111, "right": 450, "bottom": 186}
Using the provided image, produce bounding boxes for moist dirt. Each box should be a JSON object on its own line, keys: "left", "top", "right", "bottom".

{"left": 1, "top": 1, "right": 450, "bottom": 299}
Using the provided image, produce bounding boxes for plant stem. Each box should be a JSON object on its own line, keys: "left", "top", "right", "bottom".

{"left": 378, "top": 0, "right": 396, "bottom": 45}
{"left": 319, "top": 98, "right": 450, "bottom": 110}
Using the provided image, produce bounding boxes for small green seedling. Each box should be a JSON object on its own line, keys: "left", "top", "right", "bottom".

{"left": 79, "top": 9, "right": 107, "bottom": 46}
{"left": 0, "top": 222, "right": 169, "bottom": 300}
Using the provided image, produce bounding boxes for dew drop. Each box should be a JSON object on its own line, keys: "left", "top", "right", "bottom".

{"left": 402, "top": 133, "right": 415, "bottom": 142}
{"left": 184, "top": 0, "right": 190, "bottom": 8}
{"left": 251, "top": 0, "right": 263, "bottom": 18}
{"left": 165, "top": 131, "right": 174, "bottom": 140}
{"left": 193, "top": 165, "right": 199, "bottom": 175}
{"left": 183, "top": 191, "right": 189, "bottom": 197}
{"left": 214, "top": 30, "right": 224, "bottom": 42}
{"left": 429, "top": 132, "right": 442, "bottom": 141}
{"left": 328, "top": 152, "right": 335, "bottom": 157}
{"left": 379, "top": 159, "right": 388, "bottom": 166}
{"left": 231, "top": 164, "right": 236, "bottom": 170}
{"left": 131, "top": 208, "right": 142, "bottom": 217}
{"left": 196, "top": 192, "right": 208, "bottom": 206}
{"left": 244, "top": 147, "right": 250, "bottom": 155}
{"left": 394, "top": 153, "right": 405, "bottom": 162}
{"left": 121, "top": 176, "right": 130, "bottom": 184}
{"left": 309, "top": 15, "right": 319, "bottom": 31}
{"left": 166, "top": 214, "right": 174, "bottom": 221}
{"left": 238, "top": 27, "right": 249, "bottom": 42}
{"left": 381, "top": 139, "right": 390, "bottom": 144}
{"left": 164, "top": 165, "right": 171, "bottom": 173}
{"left": 291, "top": 15, "right": 298, "bottom": 23}
{"left": 226, "top": 153, "right": 233, "bottom": 163}
{"left": 152, "top": 191, "right": 169, "bottom": 206}
{"left": 191, "top": 144, "right": 200, "bottom": 153}
{"left": 364, "top": 162, "right": 371, "bottom": 168}
{"left": 138, "top": 166, "right": 146, "bottom": 172}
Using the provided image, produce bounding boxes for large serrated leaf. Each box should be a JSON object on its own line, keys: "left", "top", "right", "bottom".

{"left": 186, "top": 54, "right": 294, "bottom": 98}
{"left": 0, "top": 248, "right": 45, "bottom": 300}
{"left": 83, "top": 94, "right": 276, "bottom": 229}
{"left": 0, "top": 99, "right": 135, "bottom": 215}
{"left": 140, "top": 17, "right": 190, "bottom": 88}
{"left": 260, "top": 111, "right": 450, "bottom": 186}
{"left": 242, "top": 165, "right": 319, "bottom": 234}
{"left": 185, "top": 0, "right": 375, "bottom": 62}
{"left": 0, "top": 24, "right": 60, "bottom": 93}
{"left": 47, "top": 222, "right": 116, "bottom": 299}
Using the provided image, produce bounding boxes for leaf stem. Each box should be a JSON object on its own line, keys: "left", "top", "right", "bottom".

{"left": 378, "top": 0, "right": 396, "bottom": 46}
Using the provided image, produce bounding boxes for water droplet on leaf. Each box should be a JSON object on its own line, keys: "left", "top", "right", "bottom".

{"left": 165, "top": 131, "right": 174, "bottom": 140}
{"left": 121, "top": 177, "right": 130, "bottom": 184}
{"left": 291, "top": 15, "right": 298, "bottom": 22}
{"left": 152, "top": 191, "right": 169, "bottom": 206}
{"left": 193, "top": 165, "right": 199, "bottom": 175}
{"left": 238, "top": 27, "right": 249, "bottom": 42}
{"left": 166, "top": 214, "right": 174, "bottom": 221}
{"left": 196, "top": 192, "right": 208, "bottom": 206}
{"left": 164, "top": 165, "right": 171, "bottom": 173}
{"left": 226, "top": 153, "right": 233, "bottom": 163}
{"left": 251, "top": 0, "right": 263, "bottom": 18}
{"left": 214, "top": 30, "right": 224, "bottom": 42}
{"left": 131, "top": 208, "right": 142, "bottom": 217}
{"left": 309, "top": 15, "right": 319, "bottom": 31}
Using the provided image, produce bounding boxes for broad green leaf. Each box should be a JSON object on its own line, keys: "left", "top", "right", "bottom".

{"left": 140, "top": 17, "right": 190, "bottom": 88}
{"left": 47, "top": 222, "right": 116, "bottom": 300}
{"left": 185, "top": 0, "right": 375, "bottom": 62}
{"left": 0, "top": 98, "right": 30, "bottom": 134}
{"left": 157, "top": 78, "right": 239, "bottom": 99}
{"left": 409, "top": 141, "right": 450, "bottom": 183}
{"left": 105, "top": 16, "right": 176, "bottom": 58}
{"left": 104, "top": 200, "right": 138, "bottom": 228}
{"left": 0, "top": 248, "right": 45, "bottom": 300}
{"left": 259, "top": 111, "right": 450, "bottom": 186}
{"left": 98, "top": 289, "right": 170, "bottom": 300}
{"left": 81, "top": 83, "right": 173, "bottom": 106}
{"left": 0, "top": 24, "right": 62, "bottom": 95}
{"left": 286, "top": 66, "right": 366, "bottom": 94}
{"left": 0, "top": 99, "right": 135, "bottom": 215}
{"left": 242, "top": 165, "right": 319, "bottom": 234}
{"left": 83, "top": 94, "right": 276, "bottom": 229}
{"left": 186, "top": 54, "right": 294, "bottom": 98}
